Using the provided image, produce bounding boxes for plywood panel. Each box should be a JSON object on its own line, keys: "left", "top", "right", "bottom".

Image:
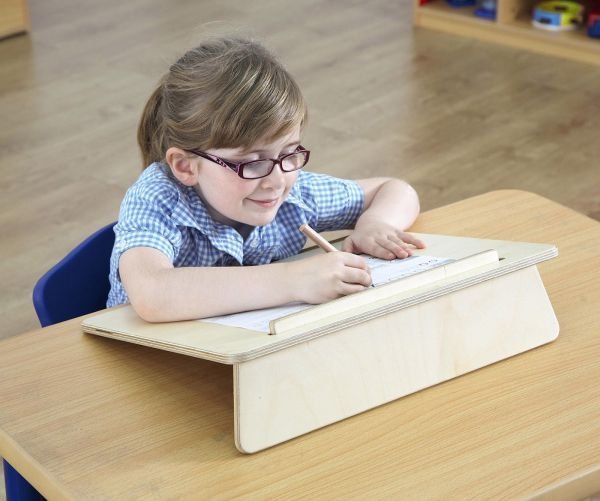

{"left": 235, "top": 265, "right": 559, "bottom": 452}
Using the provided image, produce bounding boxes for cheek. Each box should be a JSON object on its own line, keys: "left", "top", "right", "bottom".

{"left": 230, "top": 180, "right": 261, "bottom": 204}
{"left": 284, "top": 172, "right": 300, "bottom": 193}
{"left": 203, "top": 170, "right": 255, "bottom": 202}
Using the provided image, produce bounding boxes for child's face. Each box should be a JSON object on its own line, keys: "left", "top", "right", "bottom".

{"left": 194, "top": 127, "right": 302, "bottom": 231}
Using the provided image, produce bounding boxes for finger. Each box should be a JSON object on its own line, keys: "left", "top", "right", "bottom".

{"left": 338, "top": 281, "right": 370, "bottom": 296}
{"left": 385, "top": 235, "right": 414, "bottom": 258}
{"left": 368, "top": 236, "right": 410, "bottom": 260}
{"left": 397, "top": 232, "right": 426, "bottom": 249}
{"left": 340, "top": 252, "right": 371, "bottom": 271}
{"left": 362, "top": 242, "right": 397, "bottom": 260}
{"left": 341, "top": 236, "right": 357, "bottom": 253}
{"left": 340, "top": 265, "right": 372, "bottom": 287}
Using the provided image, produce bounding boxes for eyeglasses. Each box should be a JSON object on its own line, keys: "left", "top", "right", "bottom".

{"left": 186, "top": 146, "right": 310, "bottom": 180}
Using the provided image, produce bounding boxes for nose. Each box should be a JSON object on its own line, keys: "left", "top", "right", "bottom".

{"left": 260, "top": 160, "right": 286, "bottom": 188}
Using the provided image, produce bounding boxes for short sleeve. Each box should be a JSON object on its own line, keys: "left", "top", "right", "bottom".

{"left": 112, "top": 183, "right": 183, "bottom": 263}
{"left": 295, "top": 171, "right": 364, "bottom": 232}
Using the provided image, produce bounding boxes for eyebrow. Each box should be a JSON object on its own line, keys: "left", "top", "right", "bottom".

{"left": 242, "top": 141, "right": 301, "bottom": 155}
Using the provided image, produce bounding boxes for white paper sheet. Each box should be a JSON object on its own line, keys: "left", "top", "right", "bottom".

{"left": 367, "top": 255, "right": 453, "bottom": 285}
{"left": 201, "top": 255, "right": 452, "bottom": 333}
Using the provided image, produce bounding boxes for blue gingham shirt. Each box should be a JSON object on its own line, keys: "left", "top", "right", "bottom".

{"left": 107, "top": 163, "right": 364, "bottom": 307}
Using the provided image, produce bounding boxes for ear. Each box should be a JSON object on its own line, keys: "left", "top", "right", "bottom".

{"left": 165, "top": 147, "right": 199, "bottom": 186}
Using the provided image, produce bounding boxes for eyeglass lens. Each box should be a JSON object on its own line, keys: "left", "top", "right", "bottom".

{"left": 242, "top": 151, "right": 309, "bottom": 179}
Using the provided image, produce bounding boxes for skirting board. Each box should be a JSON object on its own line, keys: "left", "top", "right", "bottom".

{"left": 234, "top": 265, "right": 559, "bottom": 453}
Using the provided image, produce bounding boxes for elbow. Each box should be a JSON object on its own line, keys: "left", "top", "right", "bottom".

{"left": 119, "top": 249, "right": 178, "bottom": 323}
{"left": 126, "top": 280, "right": 172, "bottom": 323}
{"left": 129, "top": 294, "right": 164, "bottom": 323}
{"left": 408, "top": 182, "right": 420, "bottom": 217}
{"left": 395, "top": 179, "right": 420, "bottom": 227}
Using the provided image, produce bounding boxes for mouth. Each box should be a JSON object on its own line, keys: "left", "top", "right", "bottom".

{"left": 247, "top": 197, "right": 280, "bottom": 208}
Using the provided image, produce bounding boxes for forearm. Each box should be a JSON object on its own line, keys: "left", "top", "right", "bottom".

{"left": 123, "top": 256, "right": 298, "bottom": 322}
{"left": 357, "top": 178, "right": 420, "bottom": 230}
{"left": 120, "top": 245, "right": 374, "bottom": 322}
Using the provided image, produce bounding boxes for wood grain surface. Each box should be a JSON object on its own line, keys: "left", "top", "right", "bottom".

{"left": 0, "top": 190, "right": 598, "bottom": 499}
{"left": 2, "top": 0, "right": 600, "bottom": 496}
{"left": 1, "top": 0, "right": 600, "bottom": 342}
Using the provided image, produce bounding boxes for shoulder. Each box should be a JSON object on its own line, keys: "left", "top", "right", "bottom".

{"left": 289, "top": 170, "right": 363, "bottom": 205}
{"left": 284, "top": 171, "right": 364, "bottom": 231}
{"left": 113, "top": 163, "right": 196, "bottom": 261}
{"left": 121, "top": 163, "right": 183, "bottom": 214}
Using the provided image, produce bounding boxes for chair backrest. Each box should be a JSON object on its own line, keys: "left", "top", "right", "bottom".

{"left": 33, "top": 222, "right": 116, "bottom": 327}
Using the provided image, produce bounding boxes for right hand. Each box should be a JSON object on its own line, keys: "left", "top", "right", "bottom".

{"left": 288, "top": 252, "right": 372, "bottom": 304}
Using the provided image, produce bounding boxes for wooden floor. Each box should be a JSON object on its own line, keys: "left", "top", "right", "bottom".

{"left": 1, "top": 0, "right": 599, "bottom": 344}
{"left": 0, "top": 0, "right": 599, "bottom": 496}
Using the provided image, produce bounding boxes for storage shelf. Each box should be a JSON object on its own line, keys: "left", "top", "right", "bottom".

{"left": 0, "top": 0, "right": 29, "bottom": 39}
{"left": 413, "top": 1, "right": 600, "bottom": 65}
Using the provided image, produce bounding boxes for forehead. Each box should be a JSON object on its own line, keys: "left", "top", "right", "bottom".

{"left": 213, "top": 126, "right": 302, "bottom": 157}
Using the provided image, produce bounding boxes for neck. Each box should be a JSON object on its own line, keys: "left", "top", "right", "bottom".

{"left": 237, "top": 224, "right": 255, "bottom": 240}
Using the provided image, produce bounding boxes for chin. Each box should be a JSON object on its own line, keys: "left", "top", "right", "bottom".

{"left": 253, "top": 216, "right": 277, "bottom": 227}
{"left": 246, "top": 211, "right": 278, "bottom": 227}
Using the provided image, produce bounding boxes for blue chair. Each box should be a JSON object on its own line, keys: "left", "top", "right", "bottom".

{"left": 33, "top": 222, "right": 116, "bottom": 327}
{"left": 3, "top": 222, "right": 116, "bottom": 500}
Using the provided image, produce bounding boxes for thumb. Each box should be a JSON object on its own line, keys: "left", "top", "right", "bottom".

{"left": 342, "top": 235, "right": 357, "bottom": 253}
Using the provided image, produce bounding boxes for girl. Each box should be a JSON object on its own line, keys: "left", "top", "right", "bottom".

{"left": 107, "top": 36, "right": 424, "bottom": 322}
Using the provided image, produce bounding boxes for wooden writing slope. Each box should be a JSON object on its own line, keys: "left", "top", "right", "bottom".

{"left": 82, "top": 233, "right": 558, "bottom": 453}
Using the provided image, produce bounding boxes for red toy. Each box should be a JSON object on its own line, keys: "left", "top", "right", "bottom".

{"left": 588, "top": 11, "right": 600, "bottom": 36}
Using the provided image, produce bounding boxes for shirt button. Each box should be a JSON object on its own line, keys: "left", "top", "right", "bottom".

{"left": 250, "top": 239, "right": 259, "bottom": 248}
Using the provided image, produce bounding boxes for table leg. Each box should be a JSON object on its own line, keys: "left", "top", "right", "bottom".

{"left": 3, "top": 460, "right": 44, "bottom": 501}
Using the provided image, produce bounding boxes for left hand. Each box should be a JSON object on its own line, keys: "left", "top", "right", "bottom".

{"left": 342, "top": 220, "right": 426, "bottom": 260}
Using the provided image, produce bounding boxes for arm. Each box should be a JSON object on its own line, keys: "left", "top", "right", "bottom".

{"left": 119, "top": 247, "right": 372, "bottom": 322}
{"left": 342, "top": 177, "right": 425, "bottom": 259}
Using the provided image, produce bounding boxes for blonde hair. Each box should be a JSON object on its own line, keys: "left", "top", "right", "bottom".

{"left": 137, "top": 37, "right": 307, "bottom": 167}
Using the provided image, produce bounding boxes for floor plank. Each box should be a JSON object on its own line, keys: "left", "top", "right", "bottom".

{"left": 1, "top": 1, "right": 600, "bottom": 497}
{"left": 1, "top": 0, "right": 599, "bottom": 344}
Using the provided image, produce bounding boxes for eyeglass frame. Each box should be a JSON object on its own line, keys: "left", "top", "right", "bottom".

{"left": 185, "top": 146, "right": 311, "bottom": 180}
